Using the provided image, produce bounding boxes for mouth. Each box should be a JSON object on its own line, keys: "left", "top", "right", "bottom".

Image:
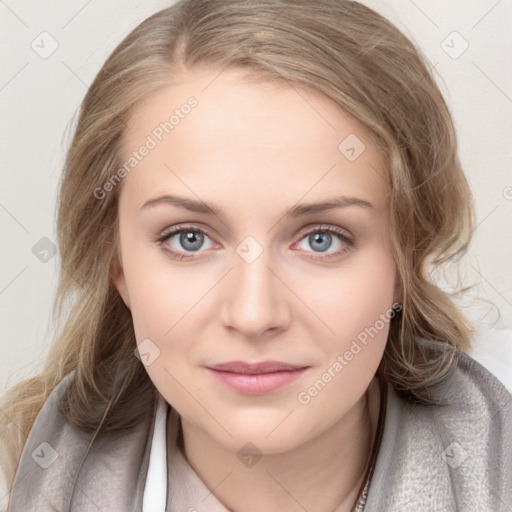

{"left": 205, "top": 360, "right": 310, "bottom": 395}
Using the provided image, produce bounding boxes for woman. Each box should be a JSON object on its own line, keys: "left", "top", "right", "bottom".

{"left": 2, "top": 0, "right": 511, "bottom": 510}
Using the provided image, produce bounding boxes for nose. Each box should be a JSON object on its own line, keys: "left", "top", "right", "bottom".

{"left": 220, "top": 246, "right": 291, "bottom": 339}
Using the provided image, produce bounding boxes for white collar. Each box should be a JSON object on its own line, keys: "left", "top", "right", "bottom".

{"left": 142, "top": 395, "right": 168, "bottom": 512}
{"left": 143, "top": 396, "right": 231, "bottom": 512}
{"left": 142, "top": 393, "right": 378, "bottom": 512}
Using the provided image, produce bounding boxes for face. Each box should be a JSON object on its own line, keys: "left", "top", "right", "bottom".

{"left": 112, "top": 67, "right": 398, "bottom": 455}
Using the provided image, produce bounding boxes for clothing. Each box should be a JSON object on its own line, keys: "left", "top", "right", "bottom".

{"left": 6, "top": 338, "right": 512, "bottom": 511}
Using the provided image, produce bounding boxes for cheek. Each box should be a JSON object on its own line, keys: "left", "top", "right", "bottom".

{"left": 295, "top": 254, "right": 395, "bottom": 418}
{"left": 307, "top": 249, "right": 396, "bottom": 342}
{"left": 122, "top": 248, "right": 213, "bottom": 398}
{"left": 121, "top": 235, "right": 209, "bottom": 341}
{"left": 124, "top": 259, "right": 203, "bottom": 406}
{"left": 129, "top": 273, "right": 207, "bottom": 340}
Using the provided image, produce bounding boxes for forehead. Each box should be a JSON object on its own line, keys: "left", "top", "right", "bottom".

{"left": 119, "top": 68, "right": 388, "bottom": 213}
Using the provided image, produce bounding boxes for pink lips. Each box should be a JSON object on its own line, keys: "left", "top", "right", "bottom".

{"left": 206, "top": 360, "right": 309, "bottom": 395}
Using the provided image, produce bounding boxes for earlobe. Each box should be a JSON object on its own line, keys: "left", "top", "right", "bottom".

{"left": 111, "top": 255, "right": 131, "bottom": 310}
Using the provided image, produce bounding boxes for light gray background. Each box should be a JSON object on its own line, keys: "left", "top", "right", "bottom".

{"left": 1, "top": 0, "right": 511, "bottom": 401}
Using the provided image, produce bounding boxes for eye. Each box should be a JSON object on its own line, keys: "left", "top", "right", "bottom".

{"left": 292, "top": 224, "right": 354, "bottom": 261}
{"left": 157, "top": 225, "right": 217, "bottom": 260}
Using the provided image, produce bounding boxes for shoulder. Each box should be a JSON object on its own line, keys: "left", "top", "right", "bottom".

{"left": 417, "top": 337, "right": 512, "bottom": 423}
{"left": 365, "top": 337, "right": 512, "bottom": 512}
{"left": 6, "top": 371, "right": 90, "bottom": 509}
{"left": 8, "top": 371, "right": 156, "bottom": 511}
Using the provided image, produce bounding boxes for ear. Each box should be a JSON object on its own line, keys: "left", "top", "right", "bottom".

{"left": 111, "top": 253, "right": 131, "bottom": 310}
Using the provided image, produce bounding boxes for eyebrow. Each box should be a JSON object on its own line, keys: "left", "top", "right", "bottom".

{"left": 140, "top": 194, "right": 373, "bottom": 218}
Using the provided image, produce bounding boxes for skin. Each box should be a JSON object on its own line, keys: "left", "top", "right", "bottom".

{"left": 112, "top": 67, "right": 398, "bottom": 512}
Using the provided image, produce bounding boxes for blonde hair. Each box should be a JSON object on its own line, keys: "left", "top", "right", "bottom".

{"left": 1, "top": 0, "right": 474, "bottom": 491}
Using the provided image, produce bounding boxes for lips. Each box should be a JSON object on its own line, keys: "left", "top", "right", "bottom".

{"left": 205, "top": 360, "right": 309, "bottom": 395}
{"left": 207, "top": 360, "right": 308, "bottom": 374}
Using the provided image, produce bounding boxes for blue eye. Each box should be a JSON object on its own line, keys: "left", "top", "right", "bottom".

{"left": 299, "top": 231, "right": 342, "bottom": 253}
{"left": 293, "top": 225, "right": 354, "bottom": 261}
{"left": 158, "top": 226, "right": 214, "bottom": 260}
{"left": 157, "top": 224, "right": 354, "bottom": 261}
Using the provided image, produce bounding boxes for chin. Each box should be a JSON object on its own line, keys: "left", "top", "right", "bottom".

{"left": 225, "top": 431, "right": 304, "bottom": 457}
{"left": 202, "top": 413, "right": 312, "bottom": 455}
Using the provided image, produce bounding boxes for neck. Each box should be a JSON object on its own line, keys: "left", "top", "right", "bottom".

{"left": 174, "top": 376, "right": 381, "bottom": 512}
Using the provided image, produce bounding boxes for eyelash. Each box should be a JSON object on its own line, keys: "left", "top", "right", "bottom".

{"left": 156, "top": 223, "right": 355, "bottom": 262}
